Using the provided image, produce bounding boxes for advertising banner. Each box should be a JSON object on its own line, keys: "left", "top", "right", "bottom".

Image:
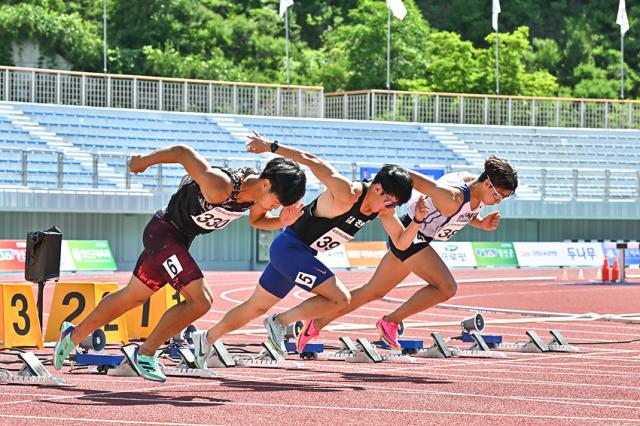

{"left": 472, "top": 242, "right": 518, "bottom": 267}
{"left": 431, "top": 242, "right": 477, "bottom": 267}
{"left": 0, "top": 240, "right": 27, "bottom": 272}
{"left": 344, "top": 241, "right": 388, "bottom": 268}
{"left": 513, "top": 242, "right": 603, "bottom": 267}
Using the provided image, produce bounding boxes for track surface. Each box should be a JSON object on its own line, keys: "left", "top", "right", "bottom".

{"left": 1, "top": 268, "right": 639, "bottom": 425}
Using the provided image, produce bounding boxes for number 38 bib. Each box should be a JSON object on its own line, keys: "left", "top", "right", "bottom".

{"left": 310, "top": 227, "right": 354, "bottom": 252}
{"left": 192, "top": 206, "right": 244, "bottom": 231}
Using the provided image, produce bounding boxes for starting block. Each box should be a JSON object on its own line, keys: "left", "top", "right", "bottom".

{"left": 547, "top": 330, "right": 580, "bottom": 352}
{"left": 414, "top": 332, "right": 507, "bottom": 359}
{"left": 285, "top": 341, "right": 324, "bottom": 360}
{"left": 233, "top": 342, "right": 303, "bottom": 369}
{"left": 316, "top": 337, "right": 416, "bottom": 364}
{"left": 76, "top": 344, "right": 216, "bottom": 378}
{"left": 0, "top": 352, "right": 72, "bottom": 386}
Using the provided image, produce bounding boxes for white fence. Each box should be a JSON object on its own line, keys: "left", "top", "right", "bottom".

{"left": 0, "top": 66, "right": 324, "bottom": 118}
{"left": 325, "top": 90, "right": 640, "bottom": 129}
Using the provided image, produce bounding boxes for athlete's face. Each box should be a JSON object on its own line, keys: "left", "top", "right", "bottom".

{"left": 372, "top": 184, "right": 399, "bottom": 213}
{"left": 258, "top": 192, "right": 282, "bottom": 211}
{"left": 483, "top": 177, "right": 513, "bottom": 205}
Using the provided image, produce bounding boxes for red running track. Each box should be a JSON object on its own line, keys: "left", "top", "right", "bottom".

{"left": 1, "top": 268, "right": 640, "bottom": 425}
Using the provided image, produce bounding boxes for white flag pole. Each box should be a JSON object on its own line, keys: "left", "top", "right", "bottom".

{"left": 621, "top": 32, "right": 624, "bottom": 99}
{"left": 495, "top": 20, "right": 499, "bottom": 95}
{"left": 387, "top": 7, "right": 391, "bottom": 90}
{"left": 617, "top": 0, "right": 630, "bottom": 100}
{"left": 285, "top": 7, "right": 290, "bottom": 86}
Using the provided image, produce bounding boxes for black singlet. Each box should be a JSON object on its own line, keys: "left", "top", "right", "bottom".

{"left": 164, "top": 167, "right": 256, "bottom": 236}
{"left": 288, "top": 183, "right": 378, "bottom": 252}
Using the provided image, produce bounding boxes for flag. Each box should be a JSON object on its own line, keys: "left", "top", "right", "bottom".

{"left": 617, "top": 0, "right": 630, "bottom": 36}
{"left": 387, "top": 0, "right": 407, "bottom": 20}
{"left": 492, "top": 0, "right": 501, "bottom": 31}
{"left": 279, "top": 0, "right": 293, "bottom": 17}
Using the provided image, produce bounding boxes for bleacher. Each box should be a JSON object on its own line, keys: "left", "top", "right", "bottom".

{"left": 0, "top": 102, "right": 468, "bottom": 195}
{"left": 426, "top": 124, "right": 639, "bottom": 202}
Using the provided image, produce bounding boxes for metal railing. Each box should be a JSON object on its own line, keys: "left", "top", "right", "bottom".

{"left": 0, "top": 66, "right": 324, "bottom": 118}
{"left": 1, "top": 147, "right": 637, "bottom": 201}
{"left": 325, "top": 90, "right": 640, "bottom": 129}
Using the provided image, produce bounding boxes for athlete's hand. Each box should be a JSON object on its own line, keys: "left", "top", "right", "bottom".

{"left": 480, "top": 211, "right": 501, "bottom": 231}
{"left": 278, "top": 201, "right": 304, "bottom": 226}
{"left": 246, "top": 130, "right": 271, "bottom": 154}
{"left": 129, "top": 154, "right": 147, "bottom": 174}
{"left": 414, "top": 195, "right": 429, "bottom": 222}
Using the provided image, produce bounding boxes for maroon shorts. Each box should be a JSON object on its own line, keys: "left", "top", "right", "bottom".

{"left": 133, "top": 211, "right": 203, "bottom": 292}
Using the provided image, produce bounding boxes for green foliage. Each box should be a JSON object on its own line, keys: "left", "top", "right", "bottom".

{"left": 0, "top": 0, "right": 636, "bottom": 98}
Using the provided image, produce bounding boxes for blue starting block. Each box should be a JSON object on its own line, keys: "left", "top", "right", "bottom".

{"left": 285, "top": 341, "right": 324, "bottom": 359}
{"left": 460, "top": 333, "right": 502, "bottom": 346}
{"left": 378, "top": 339, "right": 424, "bottom": 353}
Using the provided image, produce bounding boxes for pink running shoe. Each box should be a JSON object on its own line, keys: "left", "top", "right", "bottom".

{"left": 296, "top": 319, "right": 319, "bottom": 353}
{"left": 376, "top": 317, "right": 401, "bottom": 350}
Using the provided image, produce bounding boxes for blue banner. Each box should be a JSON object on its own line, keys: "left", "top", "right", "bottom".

{"left": 360, "top": 167, "right": 444, "bottom": 181}
{"left": 602, "top": 244, "right": 640, "bottom": 266}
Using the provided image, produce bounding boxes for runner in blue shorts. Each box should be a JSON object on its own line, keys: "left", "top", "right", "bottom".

{"left": 192, "top": 132, "right": 429, "bottom": 364}
{"left": 53, "top": 143, "right": 306, "bottom": 382}
{"left": 297, "top": 156, "right": 518, "bottom": 350}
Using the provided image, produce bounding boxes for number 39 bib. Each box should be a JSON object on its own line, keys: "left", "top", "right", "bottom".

{"left": 310, "top": 227, "right": 354, "bottom": 252}
{"left": 192, "top": 207, "right": 243, "bottom": 231}
{"left": 433, "top": 222, "right": 465, "bottom": 241}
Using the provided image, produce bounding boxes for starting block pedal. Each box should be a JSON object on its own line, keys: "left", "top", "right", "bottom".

{"left": 414, "top": 333, "right": 507, "bottom": 359}
{"left": 495, "top": 330, "right": 550, "bottom": 353}
{"left": 546, "top": 330, "right": 580, "bottom": 352}
{"left": 0, "top": 352, "right": 72, "bottom": 387}
{"left": 318, "top": 337, "right": 415, "bottom": 364}
{"left": 233, "top": 342, "right": 303, "bottom": 369}
{"left": 206, "top": 340, "right": 236, "bottom": 368}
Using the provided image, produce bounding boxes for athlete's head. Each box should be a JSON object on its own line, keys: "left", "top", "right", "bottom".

{"left": 258, "top": 157, "right": 306, "bottom": 209}
{"left": 370, "top": 164, "right": 413, "bottom": 212}
{"left": 477, "top": 155, "right": 518, "bottom": 205}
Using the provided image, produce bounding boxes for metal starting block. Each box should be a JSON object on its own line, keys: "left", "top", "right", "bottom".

{"left": 316, "top": 337, "right": 416, "bottom": 364}
{"left": 0, "top": 352, "right": 73, "bottom": 387}
{"left": 233, "top": 342, "right": 303, "bottom": 369}
{"left": 547, "top": 330, "right": 580, "bottom": 352}
{"left": 414, "top": 332, "right": 507, "bottom": 359}
{"left": 76, "top": 344, "right": 216, "bottom": 378}
{"left": 494, "top": 330, "right": 579, "bottom": 353}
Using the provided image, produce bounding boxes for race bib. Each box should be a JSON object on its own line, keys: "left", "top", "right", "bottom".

{"left": 310, "top": 227, "right": 354, "bottom": 252}
{"left": 192, "top": 207, "right": 243, "bottom": 230}
{"left": 433, "top": 222, "right": 465, "bottom": 241}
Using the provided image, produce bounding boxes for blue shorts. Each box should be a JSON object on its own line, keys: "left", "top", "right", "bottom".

{"left": 259, "top": 228, "right": 335, "bottom": 299}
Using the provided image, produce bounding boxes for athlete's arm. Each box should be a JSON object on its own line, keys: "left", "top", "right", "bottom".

{"left": 248, "top": 201, "right": 304, "bottom": 230}
{"left": 470, "top": 211, "right": 501, "bottom": 231}
{"left": 129, "top": 145, "right": 231, "bottom": 204}
{"left": 409, "top": 170, "right": 463, "bottom": 217}
{"left": 379, "top": 195, "right": 429, "bottom": 250}
{"left": 246, "top": 131, "right": 358, "bottom": 205}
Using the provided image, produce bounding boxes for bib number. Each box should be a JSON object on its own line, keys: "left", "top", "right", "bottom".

{"left": 295, "top": 272, "right": 317, "bottom": 289}
{"left": 434, "top": 225, "right": 463, "bottom": 241}
{"left": 163, "top": 255, "right": 183, "bottom": 279}
{"left": 192, "top": 207, "right": 243, "bottom": 230}
{"left": 310, "top": 228, "right": 353, "bottom": 252}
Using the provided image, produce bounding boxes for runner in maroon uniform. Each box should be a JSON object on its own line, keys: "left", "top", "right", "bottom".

{"left": 53, "top": 143, "right": 306, "bottom": 382}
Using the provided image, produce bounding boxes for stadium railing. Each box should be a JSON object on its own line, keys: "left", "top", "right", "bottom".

{"left": 325, "top": 90, "right": 640, "bottom": 129}
{"left": 0, "top": 66, "right": 324, "bottom": 118}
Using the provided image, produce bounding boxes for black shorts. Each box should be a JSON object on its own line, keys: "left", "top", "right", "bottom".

{"left": 389, "top": 214, "right": 433, "bottom": 262}
{"left": 133, "top": 211, "right": 203, "bottom": 292}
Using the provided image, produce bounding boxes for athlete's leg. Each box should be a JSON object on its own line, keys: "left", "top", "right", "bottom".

{"left": 384, "top": 246, "right": 457, "bottom": 324}
{"left": 138, "top": 277, "right": 213, "bottom": 356}
{"left": 205, "top": 284, "right": 281, "bottom": 345}
{"left": 69, "top": 275, "right": 153, "bottom": 345}
{"left": 313, "top": 251, "right": 411, "bottom": 330}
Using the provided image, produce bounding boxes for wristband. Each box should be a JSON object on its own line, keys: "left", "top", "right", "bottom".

{"left": 412, "top": 215, "right": 425, "bottom": 224}
{"left": 270, "top": 140, "right": 279, "bottom": 153}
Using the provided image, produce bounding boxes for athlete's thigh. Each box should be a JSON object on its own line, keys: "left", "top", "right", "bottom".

{"left": 245, "top": 281, "right": 283, "bottom": 311}
{"left": 310, "top": 275, "right": 348, "bottom": 300}
{"left": 357, "top": 250, "right": 412, "bottom": 297}
{"left": 405, "top": 245, "right": 455, "bottom": 289}
{"left": 178, "top": 277, "right": 211, "bottom": 303}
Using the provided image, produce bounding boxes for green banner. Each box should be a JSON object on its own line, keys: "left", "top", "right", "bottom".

{"left": 67, "top": 240, "right": 117, "bottom": 271}
{"left": 472, "top": 242, "right": 518, "bottom": 267}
